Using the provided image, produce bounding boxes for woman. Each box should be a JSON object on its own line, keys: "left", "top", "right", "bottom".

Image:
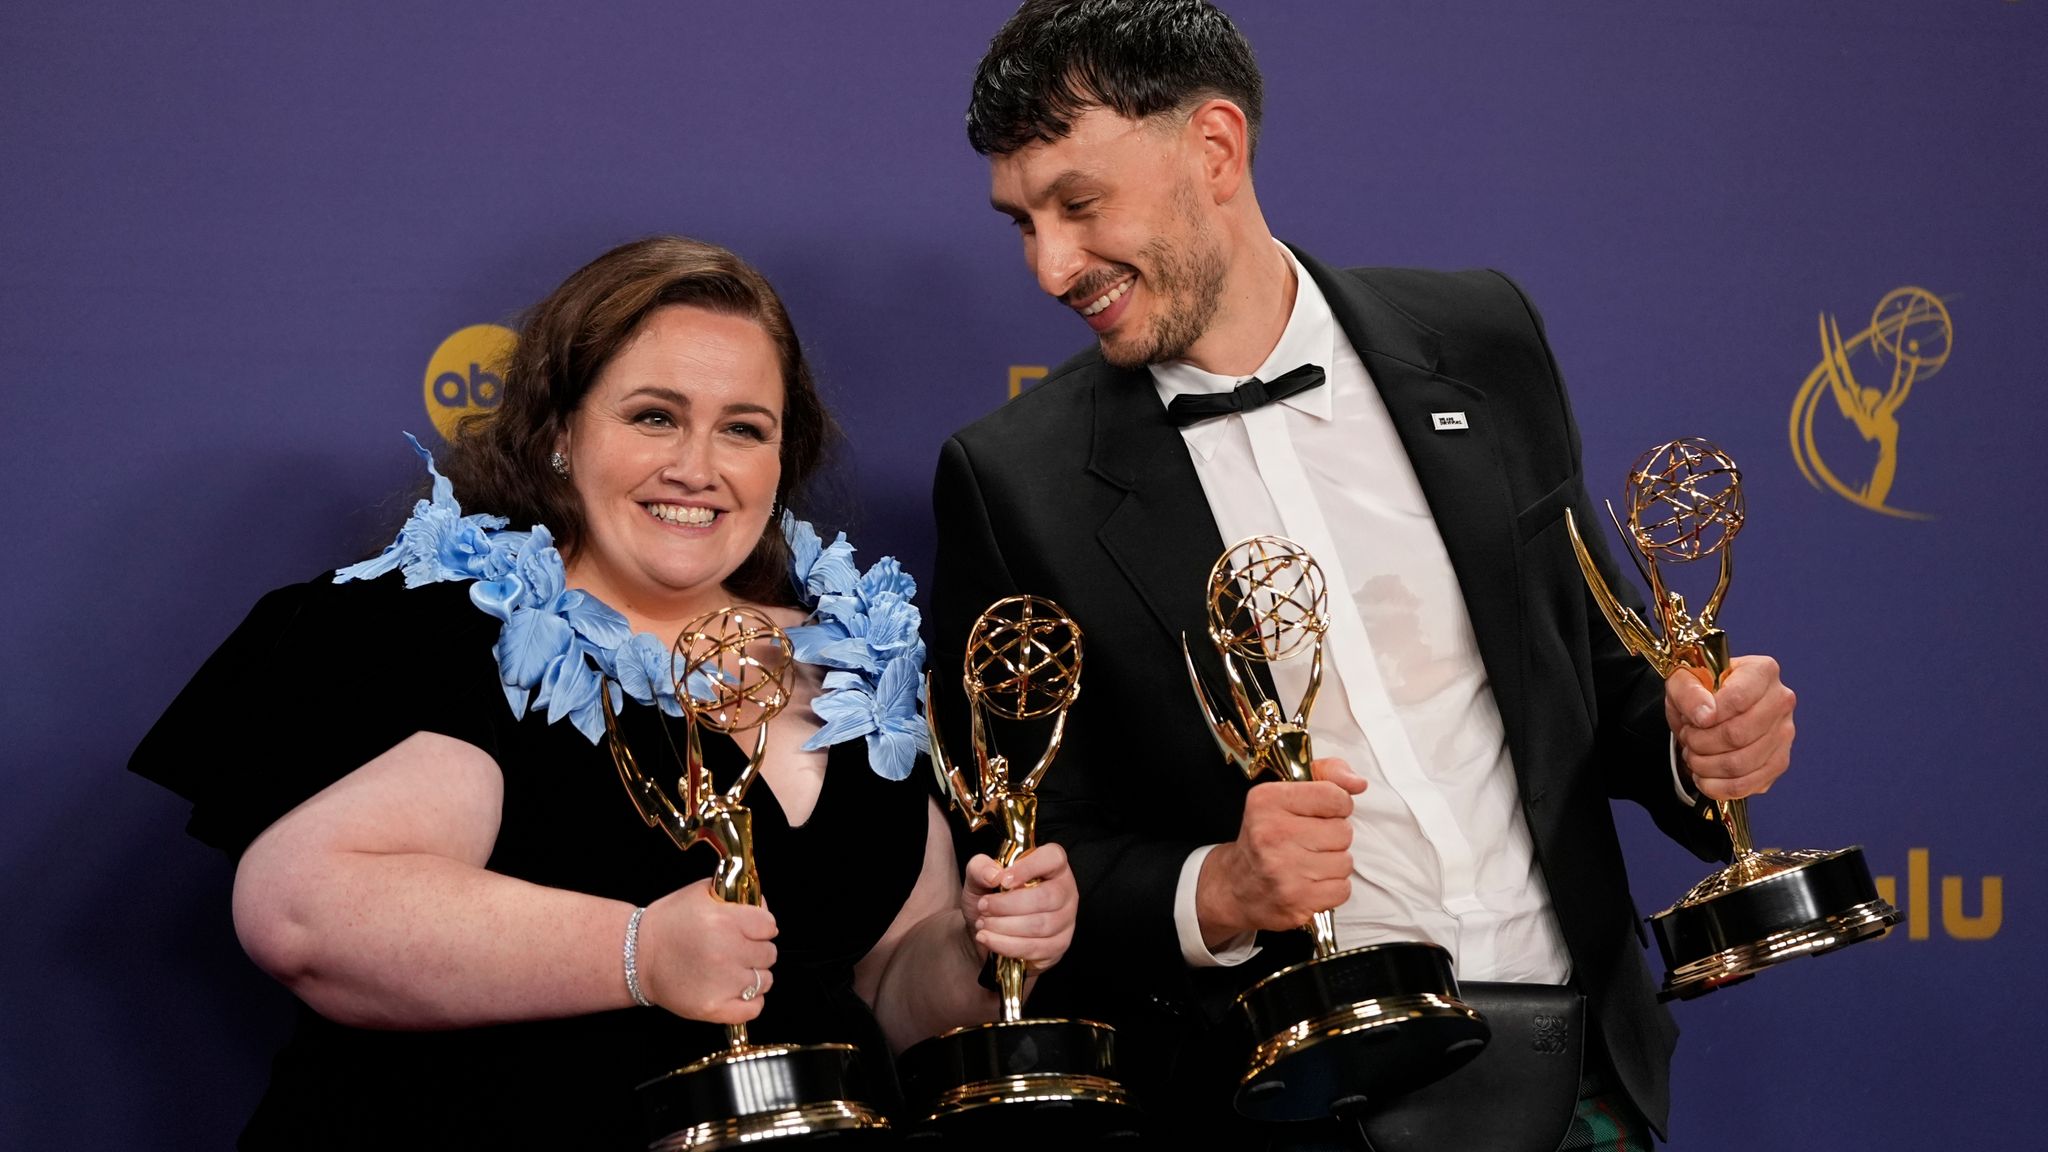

{"left": 130, "top": 236, "right": 1076, "bottom": 1148}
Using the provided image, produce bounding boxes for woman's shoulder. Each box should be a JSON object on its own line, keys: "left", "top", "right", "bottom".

{"left": 130, "top": 570, "right": 510, "bottom": 856}
{"left": 197, "top": 566, "right": 491, "bottom": 640}
{"left": 309, "top": 566, "right": 498, "bottom": 627}
{"left": 214, "top": 571, "right": 503, "bottom": 695}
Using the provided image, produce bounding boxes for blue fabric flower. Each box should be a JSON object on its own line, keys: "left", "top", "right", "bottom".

{"left": 786, "top": 615, "right": 851, "bottom": 667}
{"left": 338, "top": 437, "right": 926, "bottom": 781}
{"left": 532, "top": 641, "right": 607, "bottom": 742}
{"left": 335, "top": 433, "right": 514, "bottom": 589}
{"left": 469, "top": 571, "right": 526, "bottom": 623}
{"left": 616, "top": 633, "right": 686, "bottom": 718}
{"left": 789, "top": 609, "right": 879, "bottom": 674}
{"left": 805, "top": 646, "right": 929, "bottom": 781}
{"left": 496, "top": 605, "right": 573, "bottom": 691}
{"left": 787, "top": 511, "right": 860, "bottom": 601}
{"left": 860, "top": 590, "right": 921, "bottom": 657}
{"left": 789, "top": 545, "right": 930, "bottom": 780}
{"left": 856, "top": 555, "right": 917, "bottom": 606}
{"left": 561, "top": 589, "right": 631, "bottom": 653}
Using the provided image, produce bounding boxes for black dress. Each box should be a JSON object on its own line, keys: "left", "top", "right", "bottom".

{"left": 130, "top": 572, "right": 929, "bottom": 1150}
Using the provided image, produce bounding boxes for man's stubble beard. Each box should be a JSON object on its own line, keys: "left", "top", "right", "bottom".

{"left": 1098, "top": 183, "right": 1228, "bottom": 370}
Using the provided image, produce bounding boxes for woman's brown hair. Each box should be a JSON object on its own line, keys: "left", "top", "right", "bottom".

{"left": 441, "top": 235, "right": 837, "bottom": 609}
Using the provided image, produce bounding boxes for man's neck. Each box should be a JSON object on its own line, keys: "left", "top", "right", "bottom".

{"left": 1173, "top": 230, "right": 1297, "bottom": 378}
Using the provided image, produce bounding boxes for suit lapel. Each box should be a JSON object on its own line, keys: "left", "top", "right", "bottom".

{"left": 1077, "top": 251, "right": 1534, "bottom": 764}
{"left": 1295, "top": 249, "right": 1530, "bottom": 769}
{"left": 1084, "top": 357, "right": 1250, "bottom": 699}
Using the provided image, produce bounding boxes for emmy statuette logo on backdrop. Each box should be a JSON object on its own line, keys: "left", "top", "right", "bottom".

{"left": 1788, "top": 287, "right": 1953, "bottom": 519}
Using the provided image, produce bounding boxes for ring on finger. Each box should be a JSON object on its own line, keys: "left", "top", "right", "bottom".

{"left": 740, "top": 967, "right": 763, "bottom": 1002}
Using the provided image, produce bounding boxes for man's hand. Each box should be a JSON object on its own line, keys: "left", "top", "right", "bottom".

{"left": 1665, "top": 655, "right": 1796, "bottom": 802}
{"left": 1195, "top": 758, "right": 1366, "bottom": 949}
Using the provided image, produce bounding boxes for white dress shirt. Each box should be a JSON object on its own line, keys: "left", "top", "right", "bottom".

{"left": 1161, "top": 244, "right": 1574, "bottom": 983}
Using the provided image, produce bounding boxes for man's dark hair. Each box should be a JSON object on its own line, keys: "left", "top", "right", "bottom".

{"left": 966, "top": 0, "right": 1264, "bottom": 158}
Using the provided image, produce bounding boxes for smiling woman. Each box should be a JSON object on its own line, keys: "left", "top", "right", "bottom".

{"left": 556, "top": 307, "right": 789, "bottom": 633}
{"left": 437, "top": 236, "right": 833, "bottom": 618}
{"left": 127, "top": 236, "right": 1080, "bottom": 1150}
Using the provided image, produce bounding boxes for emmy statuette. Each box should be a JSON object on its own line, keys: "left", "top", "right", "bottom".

{"left": 898, "top": 595, "right": 1135, "bottom": 1139}
{"left": 1184, "top": 537, "right": 1488, "bottom": 1123}
{"left": 1565, "top": 438, "right": 1898, "bottom": 999}
{"left": 605, "top": 608, "right": 891, "bottom": 1150}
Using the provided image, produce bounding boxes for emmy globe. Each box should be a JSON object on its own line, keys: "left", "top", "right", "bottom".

{"left": 1565, "top": 438, "right": 1898, "bottom": 999}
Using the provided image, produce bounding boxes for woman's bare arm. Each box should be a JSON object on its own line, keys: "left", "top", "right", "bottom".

{"left": 853, "top": 798, "right": 1078, "bottom": 1052}
{"left": 231, "top": 730, "right": 775, "bottom": 1029}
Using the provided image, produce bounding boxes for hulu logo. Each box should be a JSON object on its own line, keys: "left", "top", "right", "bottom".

{"left": 1872, "top": 849, "right": 2001, "bottom": 940}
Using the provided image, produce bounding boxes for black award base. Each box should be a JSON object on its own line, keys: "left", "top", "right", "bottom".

{"left": 1233, "top": 941, "right": 1490, "bottom": 1123}
{"left": 898, "top": 1017, "right": 1137, "bottom": 1141}
{"left": 1651, "top": 843, "right": 1899, "bottom": 1000}
{"left": 638, "top": 1042, "right": 892, "bottom": 1151}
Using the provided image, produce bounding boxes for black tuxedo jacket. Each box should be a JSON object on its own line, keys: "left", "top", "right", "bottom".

{"left": 929, "top": 247, "right": 1730, "bottom": 1138}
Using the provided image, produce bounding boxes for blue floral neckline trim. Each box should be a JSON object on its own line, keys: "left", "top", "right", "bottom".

{"left": 333, "top": 434, "right": 928, "bottom": 782}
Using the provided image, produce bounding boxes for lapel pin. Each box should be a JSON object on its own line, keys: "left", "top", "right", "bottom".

{"left": 1431, "top": 411, "right": 1469, "bottom": 431}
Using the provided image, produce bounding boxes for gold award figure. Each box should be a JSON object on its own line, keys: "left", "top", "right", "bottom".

{"left": 899, "top": 594, "right": 1134, "bottom": 1138}
{"left": 1184, "top": 537, "right": 1487, "bottom": 1123}
{"left": 604, "top": 608, "right": 890, "bottom": 1151}
{"left": 1565, "top": 438, "right": 1898, "bottom": 999}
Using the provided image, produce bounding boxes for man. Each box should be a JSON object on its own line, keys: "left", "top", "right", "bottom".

{"left": 929, "top": 2, "right": 1795, "bottom": 1146}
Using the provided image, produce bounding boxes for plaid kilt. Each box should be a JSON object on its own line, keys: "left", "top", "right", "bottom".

{"left": 1557, "top": 1085, "right": 1654, "bottom": 1151}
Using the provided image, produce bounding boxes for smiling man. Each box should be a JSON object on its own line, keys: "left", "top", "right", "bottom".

{"left": 928, "top": 2, "right": 1797, "bottom": 1148}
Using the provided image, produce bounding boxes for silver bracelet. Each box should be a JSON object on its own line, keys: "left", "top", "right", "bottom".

{"left": 623, "top": 906, "right": 652, "bottom": 1008}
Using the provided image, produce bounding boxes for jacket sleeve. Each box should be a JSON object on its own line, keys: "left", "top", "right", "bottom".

{"left": 929, "top": 433, "right": 1212, "bottom": 1006}
{"left": 1499, "top": 270, "right": 1732, "bottom": 865}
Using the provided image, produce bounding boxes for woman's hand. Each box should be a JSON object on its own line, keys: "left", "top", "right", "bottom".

{"left": 638, "top": 880, "right": 778, "bottom": 1024}
{"left": 960, "top": 843, "right": 1077, "bottom": 973}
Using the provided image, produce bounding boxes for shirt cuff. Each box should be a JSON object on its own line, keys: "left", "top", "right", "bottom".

{"left": 1175, "top": 844, "right": 1262, "bottom": 968}
{"left": 1669, "top": 733, "right": 1700, "bottom": 807}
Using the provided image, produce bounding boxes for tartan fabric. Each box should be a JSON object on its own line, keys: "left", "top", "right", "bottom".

{"left": 1557, "top": 1088, "right": 1654, "bottom": 1151}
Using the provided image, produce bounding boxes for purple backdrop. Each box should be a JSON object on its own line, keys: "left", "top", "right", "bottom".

{"left": 5, "top": 2, "right": 2042, "bottom": 1146}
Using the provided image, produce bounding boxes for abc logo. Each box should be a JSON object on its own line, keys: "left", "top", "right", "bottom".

{"left": 423, "top": 324, "right": 518, "bottom": 441}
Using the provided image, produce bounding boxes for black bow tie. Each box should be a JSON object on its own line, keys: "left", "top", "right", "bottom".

{"left": 1164, "top": 363, "right": 1326, "bottom": 428}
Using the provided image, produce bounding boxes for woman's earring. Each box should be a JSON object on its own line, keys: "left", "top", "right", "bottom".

{"left": 549, "top": 451, "right": 570, "bottom": 478}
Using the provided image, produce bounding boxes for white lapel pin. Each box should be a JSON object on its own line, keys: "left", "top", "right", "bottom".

{"left": 1431, "top": 411, "right": 1469, "bottom": 431}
